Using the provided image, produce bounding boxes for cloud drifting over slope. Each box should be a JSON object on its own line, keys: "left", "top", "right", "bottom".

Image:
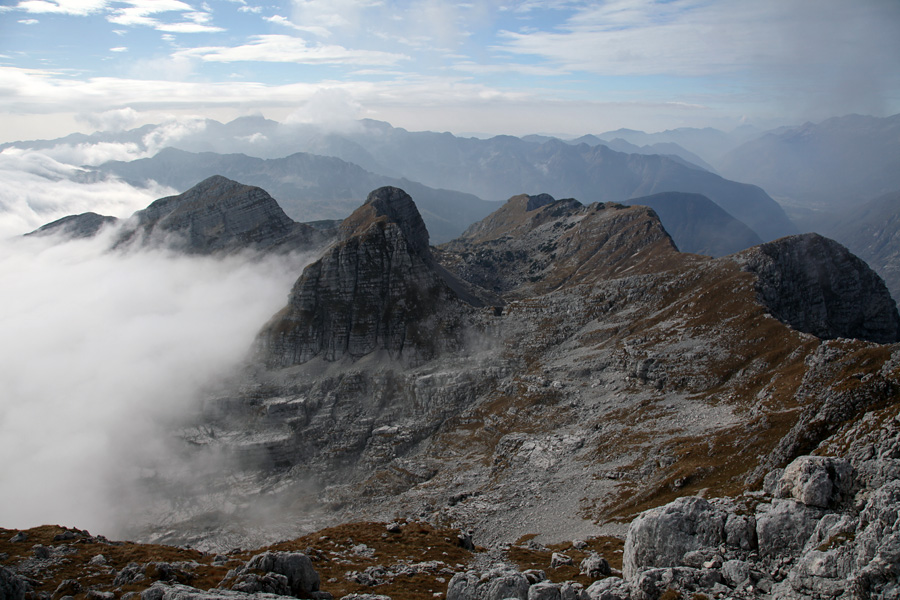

{"left": 0, "top": 230, "right": 308, "bottom": 536}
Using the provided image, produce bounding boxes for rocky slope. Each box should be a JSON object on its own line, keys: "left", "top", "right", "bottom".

{"left": 6, "top": 185, "right": 899, "bottom": 600}
{"left": 116, "top": 187, "right": 898, "bottom": 550}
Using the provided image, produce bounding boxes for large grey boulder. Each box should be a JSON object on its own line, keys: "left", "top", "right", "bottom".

{"left": 632, "top": 567, "right": 724, "bottom": 600}
{"left": 622, "top": 497, "right": 727, "bottom": 580}
{"left": 446, "top": 566, "right": 530, "bottom": 600}
{"left": 526, "top": 581, "right": 586, "bottom": 600}
{"left": 220, "top": 551, "right": 320, "bottom": 598}
{"left": 579, "top": 553, "right": 611, "bottom": 579}
{"left": 755, "top": 499, "right": 824, "bottom": 559}
{"left": 584, "top": 577, "right": 630, "bottom": 600}
{"left": 775, "top": 455, "right": 855, "bottom": 508}
{"left": 141, "top": 582, "right": 293, "bottom": 599}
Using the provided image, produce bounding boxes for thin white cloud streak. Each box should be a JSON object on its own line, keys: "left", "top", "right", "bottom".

{"left": 174, "top": 34, "right": 409, "bottom": 65}
{"left": 13, "top": 0, "right": 108, "bottom": 16}
{"left": 0, "top": 65, "right": 526, "bottom": 114}
{"left": 264, "top": 14, "right": 332, "bottom": 38}
{"left": 0, "top": 231, "right": 307, "bottom": 536}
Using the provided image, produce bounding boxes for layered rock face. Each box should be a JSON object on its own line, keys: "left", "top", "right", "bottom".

{"left": 256, "top": 186, "right": 480, "bottom": 366}
{"left": 734, "top": 233, "right": 900, "bottom": 343}
{"left": 116, "top": 175, "right": 328, "bottom": 254}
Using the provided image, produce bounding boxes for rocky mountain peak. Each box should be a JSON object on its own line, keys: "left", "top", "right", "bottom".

{"left": 441, "top": 193, "right": 677, "bottom": 296}
{"left": 340, "top": 186, "right": 430, "bottom": 254}
{"left": 733, "top": 232, "right": 900, "bottom": 343}
{"left": 26, "top": 212, "right": 118, "bottom": 239}
{"left": 525, "top": 193, "right": 557, "bottom": 211}
{"left": 256, "top": 187, "right": 476, "bottom": 367}
{"left": 116, "top": 175, "right": 326, "bottom": 254}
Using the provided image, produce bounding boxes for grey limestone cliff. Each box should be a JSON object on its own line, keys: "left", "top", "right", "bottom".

{"left": 733, "top": 233, "right": 900, "bottom": 343}
{"left": 256, "top": 186, "right": 483, "bottom": 367}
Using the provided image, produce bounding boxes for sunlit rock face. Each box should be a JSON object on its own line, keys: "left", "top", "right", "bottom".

{"left": 116, "top": 175, "right": 329, "bottom": 254}
{"left": 256, "top": 186, "right": 478, "bottom": 366}
{"left": 733, "top": 233, "right": 900, "bottom": 343}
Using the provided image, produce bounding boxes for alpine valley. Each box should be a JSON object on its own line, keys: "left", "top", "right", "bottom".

{"left": 3, "top": 115, "right": 900, "bottom": 600}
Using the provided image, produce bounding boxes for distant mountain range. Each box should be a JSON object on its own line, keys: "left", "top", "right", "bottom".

{"left": 90, "top": 148, "right": 498, "bottom": 244}
{"left": 817, "top": 190, "right": 900, "bottom": 305}
{"left": 625, "top": 192, "right": 762, "bottom": 257}
{"left": 12, "top": 112, "right": 900, "bottom": 269}
{"left": 717, "top": 114, "right": 900, "bottom": 211}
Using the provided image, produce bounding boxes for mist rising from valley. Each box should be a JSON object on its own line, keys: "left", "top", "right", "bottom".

{"left": 0, "top": 227, "right": 312, "bottom": 539}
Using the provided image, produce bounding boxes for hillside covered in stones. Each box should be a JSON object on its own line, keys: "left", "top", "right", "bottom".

{"left": 5, "top": 183, "right": 900, "bottom": 600}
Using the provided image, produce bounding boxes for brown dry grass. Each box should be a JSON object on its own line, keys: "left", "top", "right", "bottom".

{"left": 0, "top": 521, "right": 474, "bottom": 600}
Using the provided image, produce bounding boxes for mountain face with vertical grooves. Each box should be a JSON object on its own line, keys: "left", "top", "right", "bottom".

{"left": 115, "top": 175, "right": 330, "bottom": 254}
{"left": 255, "top": 187, "right": 484, "bottom": 367}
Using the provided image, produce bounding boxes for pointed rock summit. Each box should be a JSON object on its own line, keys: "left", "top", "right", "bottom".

{"left": 257, "top": 187, "right": 477, "bottom": 367}
{"left": 339, "top": 186, "right": 431, "bottom": 253}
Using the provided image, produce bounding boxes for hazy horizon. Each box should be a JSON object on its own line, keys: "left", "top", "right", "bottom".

{"left": 2, "top": 0, "right": 899, "bottom": 144}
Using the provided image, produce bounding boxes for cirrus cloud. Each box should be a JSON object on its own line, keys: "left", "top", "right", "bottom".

{"left": 173, "top": 34, "right": 409, "bottom": 66}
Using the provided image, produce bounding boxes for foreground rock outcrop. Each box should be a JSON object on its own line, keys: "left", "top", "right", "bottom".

{"left": 618, "top": 450, "right": 900, "bottom": 600}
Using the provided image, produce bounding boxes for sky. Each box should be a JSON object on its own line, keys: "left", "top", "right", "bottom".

{"left": 1, "top": 0, "right": 899, "bottom": 142}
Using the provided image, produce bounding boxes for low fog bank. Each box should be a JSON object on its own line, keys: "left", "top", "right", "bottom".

{"left": 0, "top": 228, "right": 313, "bottom": 538}
{"left": 0, "top": 147, "right": 177, "bottom": 238}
